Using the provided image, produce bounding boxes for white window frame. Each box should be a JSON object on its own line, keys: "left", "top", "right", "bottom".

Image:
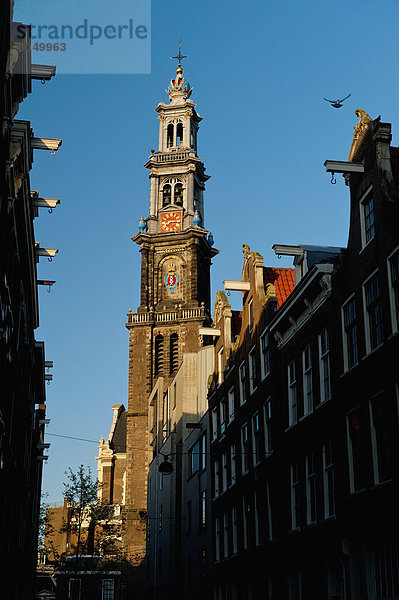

{"left": 68, "top": 579, "right": 81, "bottom": 600}
{"left": 249, "top": 346, "right": 257, "bottom": 394}
{"left": 251, "top": 412, "right": 261, "bottom": 466}
{"left": 241, "top": 423, "right": 250, "bottom": 474}
{"left": 362, "top": 269, "right": 383, "bottom": 354}
{"left": 254, "top": 491, "right": 260, "bottom": 546}
{"left": 221, "top": 452, "right": 228, "bottom": 493}
{"left": 242, "top": 497, "right": 249, "bottom": 549}
{"left": 212, "top": 407, "right": 218, "bottom": 441}
{"left": 318, "top": 328, "right": 331, "bottom": 403}
{"left": 219, "top": 398, "right": 226, "bottom": 435}
{"left": 288, "top": 360, "right": 297, "bottom": 426}
{"left": 263, "top": 397, "right": 272, "bottom": 456}
{"left": 223, "top": 513, "right": 229, "bottom": 559}
{"left": 322, "top": 442, "right": 335, "bottom": 518}
{"left": 227, "top": 387, "right": 235, "bottom": 424}
{"left": 290, "top": 462, "right": 300, "bottom": 530}
{"left": 266, "top": 482, "right": 273, "bottom": 541}
{"left": 230, "top": 444, "right": 236, "bottom": 487}
{"left": 302, "top": 345, "right": 313, "bottom": 415}
{"left": 239, "top": 361, "right": 247, "bottom": 405}
{"left": 359, "top": 186, "right": 375, "bottom": 248}
{"left": 260, "top": 329, "right": 271, "bottom": 380}
{"left": 305, "top": 453, "right": 316, "bottom": 525}
{"left": 102, "top": 579, "right": 115, "bottom": 600}
{"left": 213, "top": 460, "right": 220, "bottom": 498}
{"left": 232, "top": 506, "right": 238, "bottom": 554}
{"left": 387, "top": 245, "right": 399, "bottom": 334}
{"left": 215, "top": 517, "right": 221, "bottom": 562}
{"left": 342, "top": 294, "right": 359, "bottom": 372}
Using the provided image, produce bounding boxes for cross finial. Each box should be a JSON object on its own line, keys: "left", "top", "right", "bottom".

{"left": 170, "top": 38, "right": 188, "bottom": 68}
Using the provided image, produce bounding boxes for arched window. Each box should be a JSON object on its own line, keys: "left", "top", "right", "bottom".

{"left": 176, "top": 122, "right": 183, "bottom": 147}
{"left": 167, "top": 124, "right": 174, "bottom": 148}
{"left": 174, "top": 183, "right": 183, "bottom": 206}
{"left": 170, "top": 334, "right": 179, "bottom": 374}
{"left": 162, "top": 184, "right": 172, "bottom": 207}
{"left": 155, "top": 335, "right": 164, "bottom": 376}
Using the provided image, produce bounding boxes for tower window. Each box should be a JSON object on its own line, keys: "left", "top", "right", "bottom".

{"left": 167, "top": 124, "right": 174, "bottom": 148}
{"left": 170, "top": 333, "right": 179, "bottom": 374}
{"left": 174, "top": 183, "right": 183, "bottom": 206}
{"left": 176, "top": 122, "right": 183, "bottom": 147}
{"left": 155, "top": 335, "right": 164, "bottom": 376}
{"left": 162, "top": 184, "right": 172, "bottom": 207}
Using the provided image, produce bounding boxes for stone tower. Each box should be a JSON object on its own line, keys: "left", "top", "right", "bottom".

{"left": 123, "top": 57, "right": 218, "bottom": 573}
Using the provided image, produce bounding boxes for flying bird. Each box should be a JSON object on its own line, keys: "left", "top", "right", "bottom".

{"left": 323, "top": 93, "right": 351, "bottom": 108}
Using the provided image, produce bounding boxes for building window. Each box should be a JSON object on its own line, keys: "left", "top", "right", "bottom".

{"left": 263, "top": 398, "right": 272, "bottom": 455}
{"left": 342, "top": 297, "right": 358, "bottom": 370}
{"left": 166, "top": 123, "right": 174, "bottom": 148}
{"left": 290, "top": 462, "right": 300, "bottom": 530}
{"left": 249, "top": 299, "right": 254, "bottom": 332}
{"left": 174, "top": 182, "right": 183, "bottom": 205}
{"left": 68, "top": 579, "right": 81, "bottom": 600}
{"left": 347, "top": 408, "right": 368, "bottom": 493}
{"left": 213, "top": 460, "right": 220, "bottom": 498}
{"left": 254, "top": 491, "right": 260, "bottom": 546}
{"left": 162, "top": 183, "right": 172, "bottom": 206}
{"left": 361, "top": 190, "right": 375, "bottom": 246}
{"left": 323, "top": 441, "right": 335, "bottom": 518}
{"left": 319, "top": 328, "right": 331, "bottom": 403}
{"left": 230, "top": 444, "right": 237, "bottom": 486}
{"left": 388, "top": 248, "right": 399, "bottom": 333}
{"left": 370, "top": 392, "right": 398, "bottom": 484}
{"left": 212, "top": 407, "right": 218, "bottom": 441}
{"left": 288, "top": 360, "right": 297, "bottom": 426}
{"left": 219, "top": 398, "right": 227, "bottom": 435}
{"left": 232, "top": 507, "right": 238, "bottom": 554}
{"left": 260, "top": 330, "right": 271, "bottom": 379}
{"left": 222, "top": 452, "right": 228, "bottom": 493}
{"left": 227, "top": 387, "right": 235, "bottom": 424}
{"left": 102, "top": 580, "right": 115, "bottom": 600}
{"left": 170, "top": 333, "right": 179, "bottom": 374}
{"left": 217, "top": 346, "right": 224, "bottom": 385}
{"left": 364, "top": 273, "right": 383, "bottom": 352}
{"left": 249, "top": 347, "right": 257, "bottom": 394}
{"left": 215, "top": 517, "right": 221, "bottom": 562}
{"left": 266, "top": 482, "right": 273, "bottom": 541}
{"left": 288, "top": 569, "right": 301, "bottom": 600}
{"left": 154, "top": 334, "right": 164, "bottom": 375}
{"left": 241, "top": 423, "right": 250, "bottom": 474}
{"left": 239, "top": 362, "right": 247, "bottom": 405}
{"left": 252, "top": 413, "right": 262, "bottom": 465}
{"left": 159, "top": 504, "right": 163, "bottom": 532}
{"left": 223, "top": 513, "right": 229, "bottom": 559}
{"left": 186, "top": 501, "right": 192, "bottom": 534}
{"left": 305, "top": 453, "right": 316, "bottom": 524}
{"left": 189, "top": 433, "right": 206, "bottom": 477}
{"left": 200, "top": 490, "right": 207, "bottom": 528}
{"left": 374, "top": 543, "right": 399, "bottom": 599}
{"left": 302, "top": 345, "right": 313, "bottom": 414}
{"left": 176, "top": 122, "right": 183, "bottom": 147}
{"left": 242, "top": 497, "right": 249, "bottom": 549}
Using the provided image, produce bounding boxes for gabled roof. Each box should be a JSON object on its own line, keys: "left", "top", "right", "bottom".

{"left": 263, "top": 267, "right": 295, "bottom": 307}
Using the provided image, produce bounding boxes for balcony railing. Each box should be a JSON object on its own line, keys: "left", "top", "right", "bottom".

{"left": 152, "top": 150, "right": 191, "bottom": 163}
{"left": 126, "top": 305, "right": 206, "bottom": 325}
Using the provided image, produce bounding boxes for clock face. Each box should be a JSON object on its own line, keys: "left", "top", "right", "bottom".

{"left": 160, "top": 211, "right": 182, "bottom": 232}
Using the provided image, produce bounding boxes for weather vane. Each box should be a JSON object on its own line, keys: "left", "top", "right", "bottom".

{"left": 171, "top": 38, "right": 188, "bottom": 68}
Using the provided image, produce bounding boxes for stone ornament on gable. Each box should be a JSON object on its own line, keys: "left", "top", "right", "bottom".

{"left": 213, "top": 290, "right": 230, "bottom": 324}
{"left": 242, "top": 243, "right": 251, "bottom": 260}
{"left": 348, "top": 108, "right": 372, "bottom": 161}
{"left": 320, "top": 274, "right": 332, "bottom": 296}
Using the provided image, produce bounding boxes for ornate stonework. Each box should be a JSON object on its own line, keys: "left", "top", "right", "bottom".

{"left": 348, "top": 108, "right": 372, "bottom": 161}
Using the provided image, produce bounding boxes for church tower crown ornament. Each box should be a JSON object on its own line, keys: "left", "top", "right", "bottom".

{"left": 167, "top": 39, "right": 193, "bottom": 100}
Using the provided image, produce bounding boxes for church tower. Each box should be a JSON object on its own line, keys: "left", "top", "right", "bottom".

{"left": 123, "top": 51, "right": 218, "bottom": 570}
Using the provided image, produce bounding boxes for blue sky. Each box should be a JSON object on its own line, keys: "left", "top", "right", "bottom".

{"left": 14, "top": 0, "right": 399, "bottom": 502}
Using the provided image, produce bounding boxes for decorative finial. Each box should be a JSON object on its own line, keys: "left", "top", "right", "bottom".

{"left": 242, "top": 244, "right": 251, "bottom": 259}
{"left": 170, "top": 38, "right": 188, "bottom": 69}
{"left": 207, "top": 232, "right": 214, "bottom": 246}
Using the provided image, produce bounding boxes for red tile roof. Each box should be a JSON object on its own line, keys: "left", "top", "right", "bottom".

{"left": 263, "top": 267, "right": 295, "bottom": 307}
